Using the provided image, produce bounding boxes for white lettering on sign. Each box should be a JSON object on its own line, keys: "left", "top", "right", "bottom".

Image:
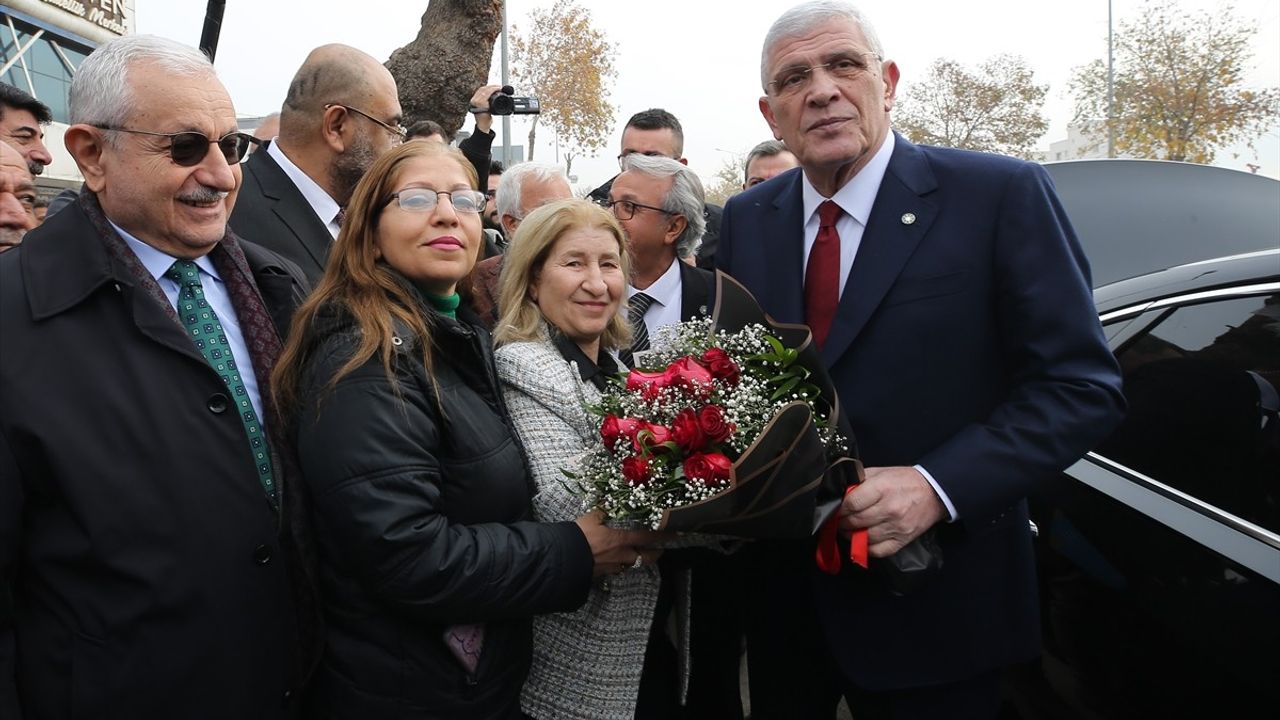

{"left": 38, "top": 0, "right": 129, "bottom": 35}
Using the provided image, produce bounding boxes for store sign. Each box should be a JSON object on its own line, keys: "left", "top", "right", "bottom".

{"left": 37, "top": 0, "right": 128, "bottom": 35}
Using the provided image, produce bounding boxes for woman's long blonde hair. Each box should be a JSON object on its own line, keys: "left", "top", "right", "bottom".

{"left": 493, "top": 198, "right": 632, "bottom": 351}
{"left": 272, "top": 140, "right": 479, "bottom": 418}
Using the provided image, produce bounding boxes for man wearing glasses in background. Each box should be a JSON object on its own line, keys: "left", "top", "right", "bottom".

{"left": 602, "top": 153, "right": 752, "bottom": 719}
{"left": 231, "top": 44, "right": 405, "bottom": 283}
{"left": 589, "top": 108, "right": 725, "bottom": 272}
{"left": 0, "top": 34, "right": 313, "bottom": 719}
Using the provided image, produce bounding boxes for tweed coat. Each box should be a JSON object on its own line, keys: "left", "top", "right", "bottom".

{"left": 497, "top": 337, "right": 685, "bottom": 720}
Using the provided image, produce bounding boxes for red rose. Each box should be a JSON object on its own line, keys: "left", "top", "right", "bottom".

{"left": 626, "top": 367, "right": 677, "bottom": 402}
{"left": 621, "top": 456, "right": 651, "bottom": 485}
{"left": 626, "top": 368, "right": 675, "bottom": 392}
{"left": 670, "top": 409, "right": 707, "bottom": 453}
{"left": 633, "top": 422, "right": 673, "bottom": 454}
{"left": 701, "top": 347, "right": 741, "bottom": 385}
{"left": 697, "top": 405, "right": 735, "bottom": 444}
{"left": 668, "top": 357, "right": 715, "bottom": 395}
{"left": 683, "top": 452, "right": 734, "bottom": 487}
{"left": 600, "top": 415, "right": 642, "bottom": 452}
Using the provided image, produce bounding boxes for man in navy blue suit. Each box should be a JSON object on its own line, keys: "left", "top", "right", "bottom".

{"left": 716, "top": 2, "right": 1125, "bottom": 718}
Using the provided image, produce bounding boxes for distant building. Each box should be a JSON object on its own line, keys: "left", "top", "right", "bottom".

{"left": 1034, "top": 123, "right": 1108, "bottom": 164}
{"left": 0, "top": 1, "right": 135, "bottom": 194}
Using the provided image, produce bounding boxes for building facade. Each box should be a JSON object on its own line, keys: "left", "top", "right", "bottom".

{"left": 0, "top": 0, "right": 134, "bottom": 193}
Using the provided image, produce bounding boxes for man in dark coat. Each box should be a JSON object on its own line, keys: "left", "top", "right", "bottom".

{"left": 716, "top": 3, "right": 1125, "bottom": 718}
{"left": 0, "top": 34, "right": 311, "bottom": 720}
{"left": 230, "top": 44, "right": 404, "bottom": 283}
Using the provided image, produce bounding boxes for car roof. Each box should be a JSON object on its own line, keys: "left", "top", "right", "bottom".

{"left": 1043, "top": 159, "right": 1280, "bottom": 288}
{"left": 1094, "top": 248, "right": 1280, "bottom": 315}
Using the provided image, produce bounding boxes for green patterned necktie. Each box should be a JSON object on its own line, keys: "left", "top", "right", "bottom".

{"left": 165, "top": 260, "right": 278, "bottom": 506}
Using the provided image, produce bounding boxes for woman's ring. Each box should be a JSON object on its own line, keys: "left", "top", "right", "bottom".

{"left": 632, "top": 554, "right": 643, "bottom": 569}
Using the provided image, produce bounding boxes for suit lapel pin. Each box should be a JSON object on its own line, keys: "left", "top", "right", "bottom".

{"left": 901, "top": 212, "right": 917, "bottom": 225}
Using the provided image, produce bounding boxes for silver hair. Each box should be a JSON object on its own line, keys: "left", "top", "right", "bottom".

{"left": 70, "top": 34, "right": 216, "bottom": 128}
{"left": 620, "top": 153, "right": 706, "bottom": 258}
{"left": 743, "top": 140, "right": 792, "bottom": 183}
{"left": 760, "top": 1, "right": 885, "bottom": 91}
{"left": 496, "top": 161, "right": 570, "bottom": 223}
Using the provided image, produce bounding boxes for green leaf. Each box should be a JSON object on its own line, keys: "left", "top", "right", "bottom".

{"left": 771, "top": 376, "right": 801, "bottom": 400}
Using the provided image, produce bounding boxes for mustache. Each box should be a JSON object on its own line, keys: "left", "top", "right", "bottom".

{"left": 177, "top": 187, "right": 231, "bottom": 204}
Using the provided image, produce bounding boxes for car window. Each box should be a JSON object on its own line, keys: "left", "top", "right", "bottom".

{"left": 1099, "top": 293, "right": 1280, "bottom": 533}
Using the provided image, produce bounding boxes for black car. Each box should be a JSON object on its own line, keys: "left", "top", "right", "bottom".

{"left": 1004, "top": 161, "right": 1280, "bottom": 719}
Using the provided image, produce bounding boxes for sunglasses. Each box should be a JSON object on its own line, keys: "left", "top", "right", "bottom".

{"left": 93, "top": 125, "right": 259, "bottom": 166}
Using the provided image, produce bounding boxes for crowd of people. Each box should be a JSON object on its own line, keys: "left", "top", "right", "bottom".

{"left": 0, "top": 2, "right": 1125, "bottom": 719}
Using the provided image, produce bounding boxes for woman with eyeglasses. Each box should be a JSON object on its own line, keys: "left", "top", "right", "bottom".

{"left": 271, "top": 140, "right": 652, "bottom": 720}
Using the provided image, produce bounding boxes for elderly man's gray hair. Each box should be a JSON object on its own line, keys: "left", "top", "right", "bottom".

{"left": 620, "top": 153, "right": 706, "bottom": 259}
{"left": 760, "top": 1, "right": 885, "bottom": 91}
{"left": 496, "top": 161, "right": 570, "bottom": 222}
{"left": 71, "top": 35, "right": 216, "bottom": 129}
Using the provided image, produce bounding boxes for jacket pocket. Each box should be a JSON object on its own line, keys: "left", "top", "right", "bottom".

{"left": 882, "top": 270, "right": 970, "bottom": 308}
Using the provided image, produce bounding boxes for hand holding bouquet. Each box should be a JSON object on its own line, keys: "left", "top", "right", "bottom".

{"left": 567, "top": 273, "right": 857, "bottom": 538}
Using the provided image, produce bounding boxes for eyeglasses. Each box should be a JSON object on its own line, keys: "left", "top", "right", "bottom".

{"left": 483, "top": 189, "right": 497, "bottom": 199}
{"left": 599, "top": 198, "right": 674, "bottom": 221}
{"left": 616, "top": 149, "right": 669, "bottom": 169}
{"left": 767, "top": 52, "right": 882, "bottom": 96}
{"left": 387, "top": 187, "right": 487, "bottom": 214}
{"left": 93, "top": 126, "right": 259, "bottom": 166}
{"left": 325, "top": 103, "right": 407, "bottom": 143}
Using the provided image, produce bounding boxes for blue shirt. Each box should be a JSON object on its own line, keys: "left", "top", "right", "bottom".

{"left": 113, "top": 224, "right": 268, "bottom": 431}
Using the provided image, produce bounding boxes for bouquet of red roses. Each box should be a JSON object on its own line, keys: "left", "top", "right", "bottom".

{"left": 568, "top": 273, "right": 857, "bottom": 538}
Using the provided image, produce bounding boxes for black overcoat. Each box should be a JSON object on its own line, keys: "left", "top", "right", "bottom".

{"left": 0, "top": 200, "right": 310, "bottom": 719}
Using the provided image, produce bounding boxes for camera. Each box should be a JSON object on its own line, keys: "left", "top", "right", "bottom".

{"left": 486, "top": 85, "right": 540, "bottom": 116}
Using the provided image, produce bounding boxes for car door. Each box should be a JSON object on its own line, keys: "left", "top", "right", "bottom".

{"left": 1020, "top": 285, "right": 1280, "bottom": 719}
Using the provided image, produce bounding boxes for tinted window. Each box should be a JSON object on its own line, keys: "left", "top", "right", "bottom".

{"left": 1101, "top": 293, "right": 1280, "bottom": 532}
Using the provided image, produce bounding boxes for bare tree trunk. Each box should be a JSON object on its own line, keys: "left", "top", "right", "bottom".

{"left": 527, "top": 114, "right": 539, "bottom": 160}
{"left": 564, "top": 152, "right": 574, "bottom": 177}
{"left": 387, "top": 0, "right": 503, "bottom": 137}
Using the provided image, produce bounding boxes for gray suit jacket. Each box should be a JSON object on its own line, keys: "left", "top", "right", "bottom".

{"left": 230, "top": 141, "right": 333, "bottom": 284}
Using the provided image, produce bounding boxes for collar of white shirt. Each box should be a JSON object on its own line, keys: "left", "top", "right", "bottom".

{"left": 800, "top": 130, "right": 896, "bottom": 227}
{"left": 629, "top": 255, "right": 683, "bottom": 307}
{"left": 111, "top": 220, "right": 220, "bottom": 285}
{"left": 266, "top": 138, "right": 342, "bottom": 239}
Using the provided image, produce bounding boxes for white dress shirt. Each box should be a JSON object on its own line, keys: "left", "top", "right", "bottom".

{"left": 629, "top": 256, "right": 683, "bottom": 340}
{"left": 799, "top": 132, "right": 957, "bottom": 521}
{"left": 267, "top": 139, "right": 342, "bottom": 239}
{"left": 799, "top": 131, "right": 895, "bottom": 297}
{"left": 114, "top": 224, "right": 268, "bottom": 431}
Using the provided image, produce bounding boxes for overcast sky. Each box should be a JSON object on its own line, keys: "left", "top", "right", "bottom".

{"left": 134, "top": 0, "right": 1280, "bottom": 188}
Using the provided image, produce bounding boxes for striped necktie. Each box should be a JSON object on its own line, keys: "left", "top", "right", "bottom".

{"left": 620, "top": 291, "right": 657, "bottom": 367}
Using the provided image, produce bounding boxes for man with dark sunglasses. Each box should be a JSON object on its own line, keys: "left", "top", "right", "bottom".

{"left": 0, "top": 34, "right": 314, "bottom": 720}
{"left": 230, "top": 44, "right": 404, "bottom": 283}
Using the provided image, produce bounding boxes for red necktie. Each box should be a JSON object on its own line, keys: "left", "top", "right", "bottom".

{"left": 804, "top": 200, "right": 843, "bottom": 348}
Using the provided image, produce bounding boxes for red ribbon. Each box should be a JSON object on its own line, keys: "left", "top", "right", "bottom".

{"left": 816, "top": 485, "right": 869, "bottom": 574}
